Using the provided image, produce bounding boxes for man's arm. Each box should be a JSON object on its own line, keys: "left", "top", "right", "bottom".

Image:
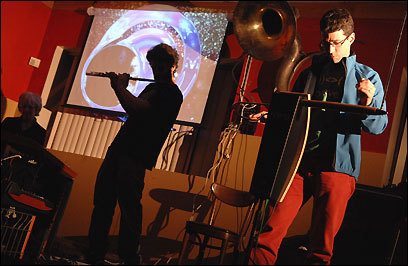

{"left": 106, "top": 72, "right": 152, "bottom": 116}
{"left": 359, "top": 72, "right": 388, "bottom": 135}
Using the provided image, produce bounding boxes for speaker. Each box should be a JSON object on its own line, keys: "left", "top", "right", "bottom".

{"left": 332, "top": 183, "right": 406, "bottom": 265}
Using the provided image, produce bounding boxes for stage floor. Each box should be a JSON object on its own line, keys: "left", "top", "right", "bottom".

{"left": 39, "top": 234, "right": 309, "bottom": 265}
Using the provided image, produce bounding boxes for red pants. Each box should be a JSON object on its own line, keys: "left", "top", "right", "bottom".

{"left": 250, "top": 172, "right": 356, "bottom": 265}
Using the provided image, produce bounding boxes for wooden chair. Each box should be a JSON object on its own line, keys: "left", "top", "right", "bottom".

{"left": 177, "top": 182, "right": 258, "bottom": 265}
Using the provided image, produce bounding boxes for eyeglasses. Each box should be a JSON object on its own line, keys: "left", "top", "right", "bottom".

{"left": 320, "top": 34, "right": 351, "bottom": 49}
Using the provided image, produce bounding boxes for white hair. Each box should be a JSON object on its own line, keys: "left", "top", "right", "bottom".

{"left": 18, "top": 92, "right": 42, "bottom": 116}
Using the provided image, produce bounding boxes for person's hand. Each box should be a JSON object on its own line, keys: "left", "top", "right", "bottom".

{"left": 249, "top": 111, "right": 268, "bottom": 123}
{"left": 105, "top": 72, "right": 130, "bottom": 91}
{"left": 356, "top": 78, "right": 375, "bottom": 106}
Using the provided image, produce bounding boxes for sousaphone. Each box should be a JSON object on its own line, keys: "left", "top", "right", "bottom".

{"left": 233, "top": 1, "right": 320, "bottom": 91}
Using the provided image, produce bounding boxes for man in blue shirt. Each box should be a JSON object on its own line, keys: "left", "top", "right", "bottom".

{"left": 249, "top": 8, "right": 388, "bottom": 265}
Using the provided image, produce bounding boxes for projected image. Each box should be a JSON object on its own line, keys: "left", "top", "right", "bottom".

{"left": 67, "top": 5, "right": 229, "bottom": 124}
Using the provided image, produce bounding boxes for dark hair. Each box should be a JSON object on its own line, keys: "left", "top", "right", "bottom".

{"left": 146, "top": 43, "right": 179, "bottom": 72}
{"left": 320, "top": 9, "right": 354, "bottom": 37}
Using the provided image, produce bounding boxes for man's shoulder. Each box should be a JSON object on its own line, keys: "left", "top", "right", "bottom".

{"left": 33, "top": 121, "right": 46, "bottom": 133}
{"left": 172, "top": 83, "right": 183, "bottom": 99}
{"left": 144, "top": 82, "right": 180, "bottom": 93}
{"left": 143, "top": 83, "right": 183, "bottom": 106}
{"left": 163, "top": 83, "right": 183, "bottom": 100}
{"left": 346, "top": 55, "right": 378, "bottom": 75}
{"left": 353, "top": 61, "right": 377, "bottom": 74}
{"left": 1, "top": 116, "right": 20, "bottom": 125}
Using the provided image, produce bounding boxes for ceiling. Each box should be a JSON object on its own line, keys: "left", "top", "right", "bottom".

{"left": 41, "top": 1, "right": 407, "bottom": 19}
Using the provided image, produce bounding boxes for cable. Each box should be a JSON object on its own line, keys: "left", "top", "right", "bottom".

{"left": 160, "top": 130, "right": 178, "bottom": 170}
{"left": 186, "top": 52, "right": 267, "bottom": 255}
{"left": 160, "top": 128, "right": 194, "bottom": 170}
{"left": 189, "top": 122, "right": 240, "bottom": 221}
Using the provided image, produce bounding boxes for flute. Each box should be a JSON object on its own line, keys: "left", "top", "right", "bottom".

{"left": 86, "top": 71, "right": 156, "bottom": 82}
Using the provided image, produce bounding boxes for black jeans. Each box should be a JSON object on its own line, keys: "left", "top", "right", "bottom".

{"left": 88, "top": 148, "right": 145, "bottom": 263}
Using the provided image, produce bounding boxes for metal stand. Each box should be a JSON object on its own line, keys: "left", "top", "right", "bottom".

{"left": 243, "top": 198, "right": 266, "bottom": 265}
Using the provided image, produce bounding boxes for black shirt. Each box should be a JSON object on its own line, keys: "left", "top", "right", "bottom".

{"left": 293, "top": 54, "right": 346, "bottom": 172}
{"left": 1, "top": 116, "right": 46, "bottom": 146}
{"left": 109, "top": 82, "right": 183, "bottom": 170}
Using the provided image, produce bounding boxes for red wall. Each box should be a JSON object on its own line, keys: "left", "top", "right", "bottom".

{"left": 227, "top": 17, "right": 407, "bottom": 155}
{"left": 27, "top": 9, "right": 91, "bottom": 97}
{"left": 353, "top": 19, "right": 407, "bottom": 154}
{"left": 1, "top": 1, "right": 91, "bottom": 101}
{"left": 1, "top": 1, "right": 51, "bottom": 100}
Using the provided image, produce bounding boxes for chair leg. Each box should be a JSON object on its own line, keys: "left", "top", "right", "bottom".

{"left": 196, "top": 235, "right": 209, "bottom": 265}
{"left": 232, "top": 243, "right": 240, "bottom": 265}
{"left": 219, "top": 239, "right": 229, "bottom": 265}
{"left": 177, "top": 231, "right": 190, "bottom": 265}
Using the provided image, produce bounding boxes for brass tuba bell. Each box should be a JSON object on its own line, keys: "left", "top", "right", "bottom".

{"left": 233, "top": 1, "right": 321, "bottom": 91}
{"left": 233, "top": 1, "right": 297, "bottom": 62}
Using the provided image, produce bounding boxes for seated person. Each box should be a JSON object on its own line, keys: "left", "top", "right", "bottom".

{"left": 1, "top": 91, "right": 46, "bottom": 146}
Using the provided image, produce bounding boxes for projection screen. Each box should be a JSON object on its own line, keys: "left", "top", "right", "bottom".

{"left": 66, "top": 5, "right": 229, "bottom": 124}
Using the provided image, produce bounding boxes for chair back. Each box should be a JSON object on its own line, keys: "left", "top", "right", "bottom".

{"left": 208, "top": 183, "right": 258, "bottom": 240}
{"left": 177, "top": 183, "right": 259, "bottom": 265}
{"left": 211, "top": 183, "right": 257, "bottom": 207}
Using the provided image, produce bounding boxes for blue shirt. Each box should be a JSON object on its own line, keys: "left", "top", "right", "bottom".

{"left": 293, "top": 54, "right": 388, "bottom": 179}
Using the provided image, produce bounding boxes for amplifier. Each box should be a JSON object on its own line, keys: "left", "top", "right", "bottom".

{"left": 333, "top": 183, "right": 406, "bottom": 265}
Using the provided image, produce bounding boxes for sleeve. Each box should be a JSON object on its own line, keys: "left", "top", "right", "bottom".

{"left": 361, "top": 70, "right": 388, "bottom": 135}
